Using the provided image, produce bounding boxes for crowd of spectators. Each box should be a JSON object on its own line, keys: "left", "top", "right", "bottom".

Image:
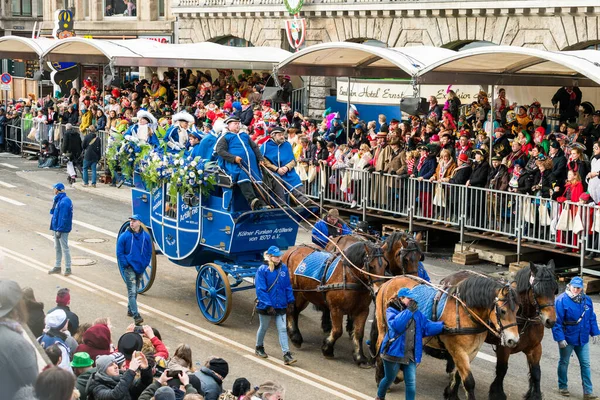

{"left": 1, "top": 280, "right": 286, "bottom": 400}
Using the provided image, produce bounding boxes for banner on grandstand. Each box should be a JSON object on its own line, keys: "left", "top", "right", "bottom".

{"left": 336, "top": 78, "right": 482, "bottom": 106}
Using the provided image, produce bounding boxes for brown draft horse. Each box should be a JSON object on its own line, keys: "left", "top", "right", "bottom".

{"left": 323, "top": 232, "right": 422, "bottom": 334}
{"left": 371, "top": 274, "right": 520, "bottom": 400}
{"left": 325, "top": 232, "right": 422, "bottom": 276}
{"left": 283, "top": 241, "right": 388, "bottom": 366}
{"left": 441, "top": 261, "right": 558, "bottom": 400}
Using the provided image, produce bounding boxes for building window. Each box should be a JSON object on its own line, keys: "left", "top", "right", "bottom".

{"left": 105, "top": 0, "right": 136, "bottom": 16}
{"left": 12, "top": 0, "right": 33, "bottom": 16}
{"left": 215, "top": 36, "right": 253, "bottom": 47}
{"left": 84, "top": 0, "right": 89, "bottom": 18}
{"left": 159, "top": 0, "right": 165, "bottom": 17}
{"left": 37, "top": 0, "right": 42, "bottom": 16}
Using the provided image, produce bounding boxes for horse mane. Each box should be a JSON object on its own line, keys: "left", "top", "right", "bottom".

{"left": 384, "top": 232, "right": 408, "bottom": 248}
{"left": 451, "top": 275, "right": 518, "bottom": 311}
{"left": 344, "top": 241, "right": 378, "bottom": 267}
{"left": 515, "top": 264, "right": 558, "bottom": 298}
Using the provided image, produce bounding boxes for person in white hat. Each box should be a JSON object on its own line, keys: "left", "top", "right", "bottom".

{"left": 37, "top": 309, "right": 73, "bottom": 372}
{"left": 124, "top": 110, "right": 159, "bottom": 147}
{"left": 215, "top": 116, "right": 269, "bottom": 210}
{"left": 165, "top": 111, "right": 195, "bottom": 153}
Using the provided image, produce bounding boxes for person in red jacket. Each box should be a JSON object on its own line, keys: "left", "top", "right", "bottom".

{"left": 119, "top": 325, "right": 169, "bottom": 369}
{"left": 74, "top": 324, "right": 112, "bottom": 366}
{"left": 555, "top": 170, "right": 584, "bottom": 251}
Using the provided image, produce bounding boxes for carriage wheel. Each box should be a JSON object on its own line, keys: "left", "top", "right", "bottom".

{"left": 117, "top": 221, "right": 157, "bottom": 294}
{"left": 196, "top": 263, "right": 232, "bottom": 325}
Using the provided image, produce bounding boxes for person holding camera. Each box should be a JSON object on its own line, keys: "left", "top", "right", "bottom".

{"left": 87, "top": 353, "right": 153, "bottom": 400}
{"left": 138, "top": 369, "right": 199, "bottom": 400}
{"left": 376, "top": 287, "right": 445, "bottom": 400}
{"left": 254, "top": 246, "right": 296, "bottom": 365}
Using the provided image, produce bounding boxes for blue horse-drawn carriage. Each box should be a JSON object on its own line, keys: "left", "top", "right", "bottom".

{"left": 116, "top": 170, "right": 304, "bottom": 324}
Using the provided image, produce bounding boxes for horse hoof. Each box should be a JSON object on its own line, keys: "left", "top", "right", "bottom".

{"left": 291, "top": 341, "right": 302, "bottom": 349}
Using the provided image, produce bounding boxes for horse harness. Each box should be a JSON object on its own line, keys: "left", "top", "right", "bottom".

{"left": 516, "top": 279, "right": 555, "bottom": 334}
{"left": 396, "top": 237, "right": 421, "bottom": 275}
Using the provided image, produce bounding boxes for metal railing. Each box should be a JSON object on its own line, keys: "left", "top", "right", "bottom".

{"left": 301, "top": 167, "right": 600, "bottom": 277}
{"left": 175, "top": 0, "right": 519, "bottom": 7}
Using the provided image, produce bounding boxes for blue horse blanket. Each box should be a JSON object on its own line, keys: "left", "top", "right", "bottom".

{"left": 294, "top": 251, "right": 342, "bottom": 283}
{"left": 410, "top": 284, "right": 448, "bottom": 321}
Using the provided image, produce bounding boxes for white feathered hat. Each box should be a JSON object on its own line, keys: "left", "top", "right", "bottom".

{"left": 136, "top": 110, "right": 157, "bottom": 126}
{"left": 172, "top": 111, "right": 195, "bottom": 124}
{"left": 212, "top": 118, "right": 226, "bottom": 134}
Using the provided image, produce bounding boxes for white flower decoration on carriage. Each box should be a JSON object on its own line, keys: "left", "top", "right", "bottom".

{"left": 189, "top": 171, "right": 196, "bottom": 178}
{"left": 190, "top": 161, "right": 197, "bottom": 167}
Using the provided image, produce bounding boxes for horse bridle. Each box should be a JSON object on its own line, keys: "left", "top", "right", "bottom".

{"left": 528, "top": 279, "right": 555, "bottom": 315}
{"left": 397, "top": 238, "right": 421, "bottom": 275}
{"left": 362, "top": 245, "right": 386, "bottom": 274}
{"left": 492, "top": 285, "right": 519, "bottom": 332}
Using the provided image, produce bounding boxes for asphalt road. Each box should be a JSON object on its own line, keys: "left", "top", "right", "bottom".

{"left": 1, "top": 153, "right": 599, "bottom": 400}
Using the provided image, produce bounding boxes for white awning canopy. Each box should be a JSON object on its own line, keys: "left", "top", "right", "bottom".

{"left": 276, "top": 42, "right": 456, "bottom": 79}
{"left": 0, "top": 36, "right": 56, "bottom": 60}
{"left": 41, "top": 37, "right": 291, "bottom": 69}
{"left": 417, "top": 46, "right": 600, "bottom": 87}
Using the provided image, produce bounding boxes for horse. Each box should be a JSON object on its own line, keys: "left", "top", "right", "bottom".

{"left": 325, "top": 231, "right": 421, "bottom": 276}
{"left": 371, "top": 274, "right": 520, "bottom": 400}
{"left": 441, "top": 261, "right": 558, "bottom": 400}
{"left": 283, "top": 241, "right": 388, "bottom": 366}
{"left": 322, "top": 232, "right": 422, "bottom": 335}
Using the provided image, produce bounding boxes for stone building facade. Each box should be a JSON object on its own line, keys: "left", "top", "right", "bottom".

{"left": 172, "top": 1, "right": 600, "bottom": 117}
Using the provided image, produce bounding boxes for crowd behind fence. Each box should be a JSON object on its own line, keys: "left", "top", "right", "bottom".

{"left": 302, "top": 165, "right": 600, "bottom": 277}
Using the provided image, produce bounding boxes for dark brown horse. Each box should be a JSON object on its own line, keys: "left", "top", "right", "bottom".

{"left": 325, "top": 232, "right": 421, "bottom": 276}
{"left": 371, "top": 274, "right": 520, "bottom": 400}
{"left": 283, "top": 241, "right": 388, "bottom": 366}
{"left": 441, "top": 261, "right": 558, "bottom": 400}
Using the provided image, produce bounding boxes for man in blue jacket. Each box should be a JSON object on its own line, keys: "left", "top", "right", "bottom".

{"left": 116, "top": 214, "right": 152, "bottom": 325}
{"left": 376, "top": 287, "right": 445, "bottom": 400}
{"left": 311, "top": 208, "right": 352, "bottom": 248}
{"left": 48, "top": 182, "right": 74, "bottom": 276}
{"left": 553, "top": 276, "right": 600, "bottom": 399}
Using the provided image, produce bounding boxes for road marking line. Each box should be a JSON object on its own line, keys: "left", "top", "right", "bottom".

{"left": 36, "top": 232, "right": 118, "bottom": 263}
{"left": 0, "top": 180, "right": 16, "bottom": 188}
{"left": 476, "top": 352, "right": 497, "bottom": 363}
{"left": 0, "top": 163, "right": 18, "bottom": 169}
{"left": 0, "top": 195, "right": 25, "bottom": 206}
{"left": 0, "top": 244, "right": 372, "bottom": 400}
{"left": 3, "top": 252, "right": 97, "bottom": 294}
{"left": 243, "top": 355, "right": 367, "bottom": 400}
{"left": 73, "top": 220, "right": 118, "bottom": 238}
{"left": 175, "top": 326, "right": 213, "bottom": 341}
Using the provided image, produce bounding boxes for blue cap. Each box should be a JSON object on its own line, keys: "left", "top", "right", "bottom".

{"left": 266, "top": 246, "right": 282, "bottom": 257}
{"left": 190, "top": 129, "right": 202, "bottom": 140}
{"left": 569, "top": 276, "right": 584, "bottom": 288}
{"left": 53, "top": 182, "right": 65, "bottom": 191}
{"left": 353, "top": 124, "right": 363, "bottom": 130}
{"left": 129, "top": 214, "right": 142, "bottom": 221}
{"left": 397, "top": 287, "right": 417, "bottom": 300}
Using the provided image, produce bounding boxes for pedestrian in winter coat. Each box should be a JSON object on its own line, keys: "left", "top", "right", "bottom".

{"left": 376, "top": 287, "right": 445, "bottom": 400}
{"left": 22, "top": 287, "right": 46, "bottom": 338}
{"left": 116, "top": 215, "right": 152, "bottom": 325}
{"left": 71, "top": 352, "right": 95, "bottom": 400}
{"left": 86, "top": 353, "right": 153, "bottom": 400}
{"left": 48, "top": 183, "right": 74, "bottom": 276}
{"left": 0, "top": 280, "right": 38, "bottom": 400}
{"left": 138, "top": 370, "right": 198, "bottom": 400}
{"left": 254, "top": 246, "right": 296, "bottom": 365}
{"left": 449, "top": 153, "right": 472, "bottom": 185}
{"left": 82, "top": 131, "right": 102, "bottom": 187}
{"left": 552, "top": 276, "right": 600, "bottom": 399}
{"left": 193, "top": 357, "right": 230, "bottom": 400}
{"left": 550, "top": 141, "right": 568, "bottom": 189}
{"left": 38, "top": 309, "right": 73, "bottom": 372}
{"left": 47, "top": 287, "right": 80, "bottom": 336}
{"left": 75, "top": 324, "right": 112, "bottom": 365}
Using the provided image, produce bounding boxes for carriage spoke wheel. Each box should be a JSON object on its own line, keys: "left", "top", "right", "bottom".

{"left": 196, "top": 263, "right": 232, "bottom": 324}
{"left": 117, "top": 221, "right": 157, "bottom": 294}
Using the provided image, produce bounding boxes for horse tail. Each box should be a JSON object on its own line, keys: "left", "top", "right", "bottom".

{"left": 368, "top": 311, "right": 378, "bottom": 360}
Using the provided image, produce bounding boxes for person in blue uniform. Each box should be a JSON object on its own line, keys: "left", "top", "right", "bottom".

{"left": 124, "top": 110, "right": 159, "bottom": 147}
{"left": 215, "top": 116, "right": 268, "bottom": 210}
{"left": 197, "top": 121, "right": 219, "bottom": 161}
{"left": 186, "top": 129, "right": 203, "bottom": 159}
{"left": 254, "top": 246, "right": 296, "bottom": 365}
{"left": 311, "top": 208, "right": 352, "bottom": 248}
{"left": 260, "top": 127, "right": 309, "bottom": 206}
{"left": 376, "top": 287, "right": 445, "bottom": 400}
{"left": 553, "top": 276, "right": 600, "bottom": 399}
{"left": 165, "top": 111, "right": 195, "bottom": 153}
{"left": 116, "top": 214, "right": 152, "bottom": 325}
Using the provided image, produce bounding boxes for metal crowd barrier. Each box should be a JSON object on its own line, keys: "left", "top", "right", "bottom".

{"left": 302, "top": 167, "right": 600, "bottom": 277}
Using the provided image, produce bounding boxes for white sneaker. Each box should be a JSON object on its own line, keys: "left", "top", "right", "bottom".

{"left": 350, "top": 200, "right": 357, "bottom": 209}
